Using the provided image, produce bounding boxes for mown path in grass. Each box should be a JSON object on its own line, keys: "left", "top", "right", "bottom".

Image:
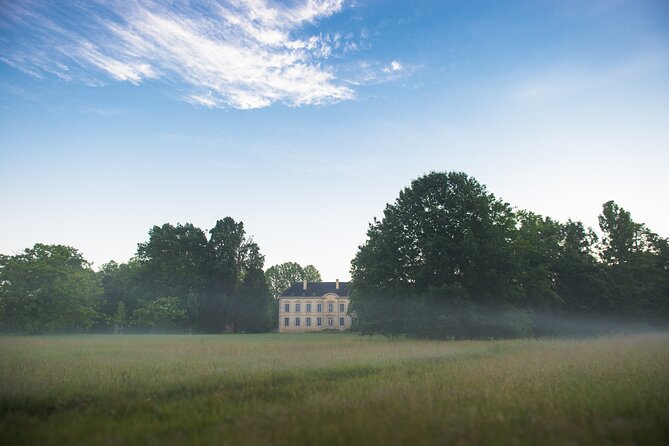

{"left": 1, "top": 333, "right": 668, "bottom": 445}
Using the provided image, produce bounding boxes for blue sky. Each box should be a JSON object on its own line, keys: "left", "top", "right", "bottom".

{"left": 1, "top": 0, "right": 668, "bottom": 280}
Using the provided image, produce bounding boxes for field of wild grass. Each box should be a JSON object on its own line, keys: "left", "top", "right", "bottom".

{"left": 1, "top": 333, "right": 668, "bottom": 445}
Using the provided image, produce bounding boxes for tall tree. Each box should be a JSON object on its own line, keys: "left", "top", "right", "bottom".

{"left": 598, "top": 201, "right": 648, "bottom": 265}
{"left": 136, "top": 223, "right": 208, "bottom": 327}
{"left": 350, "top": 171, "right": 524, "bottom": 338}
{"left": 97, "top": 259, "right": 143, "bottom": 324}
{"left": 0, "top": 244, "right": 101, "bottom": 333}
{"left": 132, "top": 218, "right": 271, "bottom": 332}
{"left": 235, "top": 268, "right": 273, "bottom": 332}
{"left": 512, "top": 212, "right": 565, "bottom": 311}
{"left": 598, "top": 201, "right": 669, "bottom": 321}
{"left": 554, "top": 220, "right": 608, "bottom": 315}
{"left": 201, "top": 217, "right": 267, "bottom": 332}
{"left": 137, "top": 223, "right": 208, "bottom": 299}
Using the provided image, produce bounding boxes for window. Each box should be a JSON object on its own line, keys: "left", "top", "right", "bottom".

{"left": 295, "top": 317, "right": 301, "bottom": 327}
{"left": 284, "top": 303, "right": 290, "bottom": 312}
{"left": 284, "top": 317, "right": 289, "bottom": 327}
{"left": 317, "top": 317, "right": 322, "bottom": 326}
{"left": 306, "top": 303, "right": 312, "bottom": 312}
{"left": 339, "top": 303, "right": 345, "bottom": 313}
{"left": 328, "top": 303, "right": 333, "bottom": 312}
{"left": 328, "top": 317, "right": 334, "bottom": 327}
{"left": 306, "top": 317, "right": 311, "bottom": 326}
{"left": 317, "top": 303, "right": 322, "bottom": 312}
{"left": 295, "top": 303, "right": 301, "bottom": 313}
{"left": 339, "top": 317, "right": 345, "bottom": 326}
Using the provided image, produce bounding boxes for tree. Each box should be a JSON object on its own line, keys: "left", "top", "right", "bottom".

{"left": 512, "top": 212, "right": 563, "bottom": 311}
{"left": 598, "top": 201, "right": 649, "bottom": 265}
{"left": 201, "top": 217, "right": 268, "bottom": 332}
{"left": 598, "top": 201, "right": 669, "bottom": 322}
{"left": 303, "top": 265, "right": 322, "bottom": 282}
{"left": 265, "top": 262, "right": 322, "bottom": 298}
{"left": 135, "top": 222, "right": 209, "bottom": 329}
{"left": 136, "top": 223, "right": 208, "bottom": 304}
{"left": 97, "top": 259, "right": 143, "bottom": 326}
{"left": 113, "top": 301, "right": 127, "bottom": 333}
{"left": 0, "top": 244, "right": 101, "bottom": 333}
{"left": 350, "top": 172, "right": 524, "bottom": 338}
{"left": 266, "top": 262, "right": 303, "bottom": 299}
{"left": 235, "top": 268, "right": 273, "bottom": 332}
{"left": 554, "top": 220, "right": 608, "bottom": 316}
{"left": 206, "top": 218, "right": 263, "bottom": 293}
{"left": 512, "top": 217, "right": 612, "bottom": 335}
{"left": 350, "top": 173, "right": 669, "bottom": 338}
{"left": 130, "top": 297, "right": 186, "bottom": 332}
{"left": 132, "top": 217, "right": 273, "bottom": 333}
{"left": 265, "top": 261, "right": 322, "bottom": 328}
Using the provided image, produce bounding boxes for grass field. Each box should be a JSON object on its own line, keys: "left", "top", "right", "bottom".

{"left": 1, "top": 333, "right": 668, "bottom": 445}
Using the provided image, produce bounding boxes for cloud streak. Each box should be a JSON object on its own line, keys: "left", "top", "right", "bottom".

{"left": 1, "top": 0, "right": 357, "bottom": 109}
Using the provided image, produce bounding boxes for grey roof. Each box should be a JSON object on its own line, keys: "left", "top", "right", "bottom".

{"left": 279, "top": 281, "right": 349, "bottom": 297}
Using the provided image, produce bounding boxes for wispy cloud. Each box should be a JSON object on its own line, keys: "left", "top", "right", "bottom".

{"left": 0, "top": 0, "right": 361, "bottom": 109}
{"left": 383, "top": 60, "right": 402, "bottom": 73}
{"left": 343, "top": 59, "right": 418, "bottom": 86}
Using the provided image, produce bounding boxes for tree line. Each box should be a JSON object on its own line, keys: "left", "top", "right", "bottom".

{"left": 0, "top": 217, "right": 320, "bottom": 334}
{"left": 350, "top": 172, "right": 669, "bottom": 338}
{"left": 1, "top": 172, "right": 667, "bottom": 337}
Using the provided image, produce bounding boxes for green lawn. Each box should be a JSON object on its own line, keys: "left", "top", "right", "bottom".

{"left": 1, "top": 333, "right": 668, "bottom": 445}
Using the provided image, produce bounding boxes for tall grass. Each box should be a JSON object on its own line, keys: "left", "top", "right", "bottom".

{"left": 1, "top": 333, "right": 668, "bottom": 445}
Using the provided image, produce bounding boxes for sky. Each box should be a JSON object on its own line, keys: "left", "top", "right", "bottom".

{"left": 1, "top": 0, "right": 668, "bottom": 280}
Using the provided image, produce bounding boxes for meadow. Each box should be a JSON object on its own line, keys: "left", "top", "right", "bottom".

{"left": 1, "top": 333, "right": 668, "bottom": 445}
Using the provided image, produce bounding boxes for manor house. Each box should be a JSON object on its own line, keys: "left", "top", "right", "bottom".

{"left": 278, "top": 280, "right": 351, "bottom": 333}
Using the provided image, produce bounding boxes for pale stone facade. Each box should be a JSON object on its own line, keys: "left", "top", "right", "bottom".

{"left": 278, "top": 280, "right": 351, "bottom": 333}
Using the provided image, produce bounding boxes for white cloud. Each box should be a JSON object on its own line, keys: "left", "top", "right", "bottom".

{"left": 383, "top": 60, "right": 402, "bottom": 73}
{"left": 1, "top": 0, "right": 356, "bottom": 109}
{"left": 343, "top": 59, "right": 416, "bottom": 86}
{"left": 187, "top": 92, "right": 220, "bottom": 108}
{"left": 76, "top": 42, "right": 159, "bottom": 85}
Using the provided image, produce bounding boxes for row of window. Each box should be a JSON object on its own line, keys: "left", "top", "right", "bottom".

{"left": 283, "top": 317, "right": 346, "bottom": 327}
{"left": 283, "top": 302, "right": 346, "bottom": 313}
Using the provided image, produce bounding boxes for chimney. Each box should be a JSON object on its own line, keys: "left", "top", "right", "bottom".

{"left": 336, "top": 279, "right": 340, "bottom": 290}
{"left": 303, "top": 279, "right": 308, "bottom": 291}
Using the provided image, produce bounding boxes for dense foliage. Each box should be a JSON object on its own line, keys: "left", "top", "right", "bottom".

{"left": 264, "top": 261, "right": 322, "bottom": 323}
{"left": 0, "top": 244, "right": 101, "bottom": 333}
{"left": 100, "top": 217, "right": 274, "bottom": 333}
{"left": 350, "top": 172, "right": 669, "bottom": 338}
{"left": 0, "top": 217, "right": 278, "bottom": 334}
{"left": 265, "top": 262, "right": 322, "bottom": 299}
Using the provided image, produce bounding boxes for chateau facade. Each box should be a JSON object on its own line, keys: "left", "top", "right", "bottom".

{"left": 278, "top": 280, "right": 351, "bottom": 333}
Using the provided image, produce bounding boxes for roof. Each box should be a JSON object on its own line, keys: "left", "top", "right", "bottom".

{"left": 279, "top": 281, "right": 349, "bottom": 297}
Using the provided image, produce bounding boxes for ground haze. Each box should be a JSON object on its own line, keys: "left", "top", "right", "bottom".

{"left": 1, "top": 333, "right": 668, "bottom": 445}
